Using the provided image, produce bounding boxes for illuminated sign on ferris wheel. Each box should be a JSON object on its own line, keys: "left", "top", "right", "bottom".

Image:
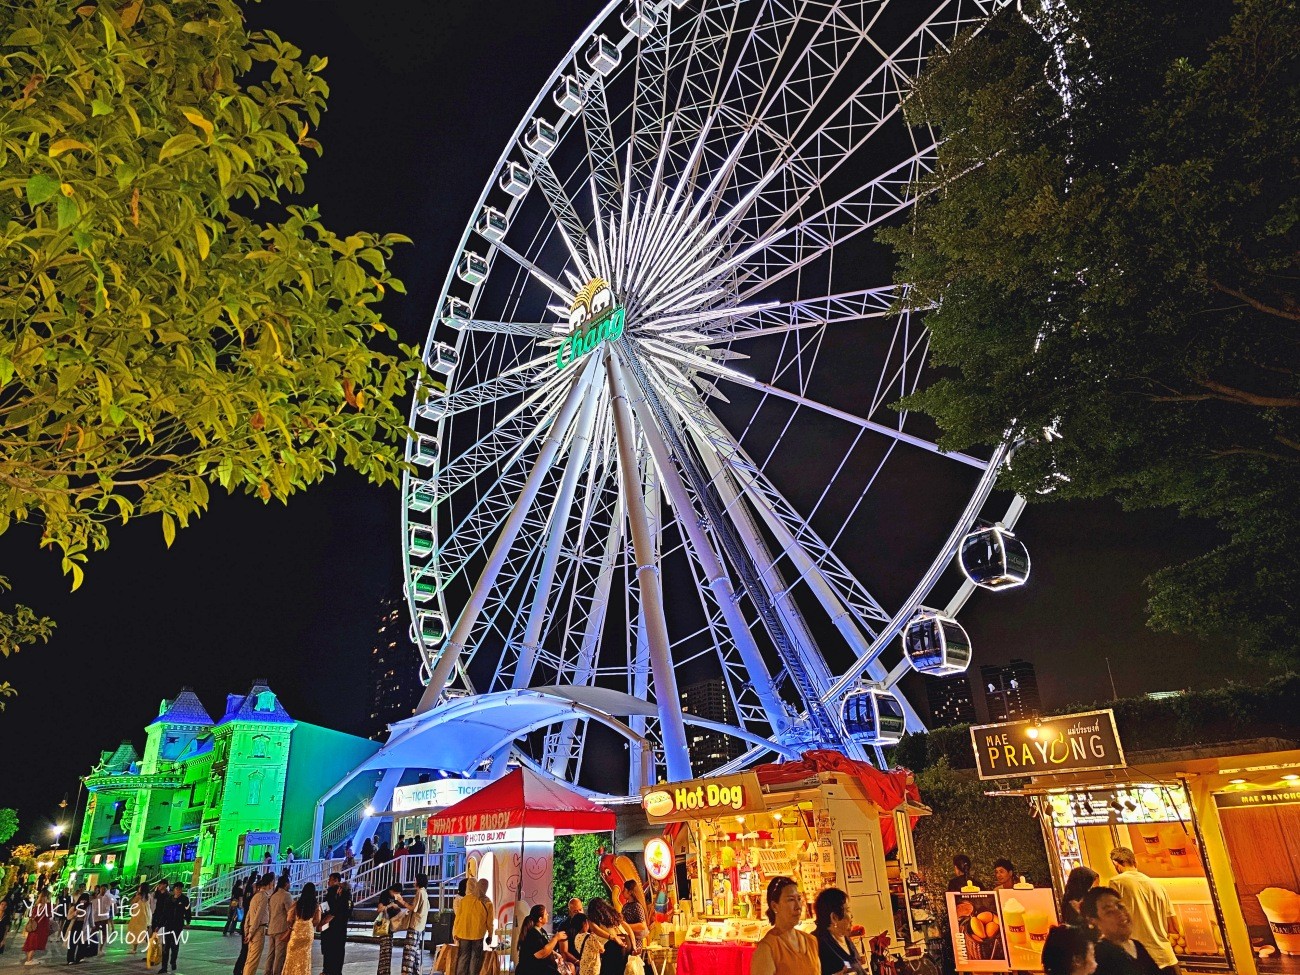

{"left": 556, "top": 277, "right": 625, "bottom": 371}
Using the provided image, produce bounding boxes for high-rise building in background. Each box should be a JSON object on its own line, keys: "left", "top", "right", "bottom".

{"left": 980, "top": 658, "right": 1042, "bottom": 722}
{"left": 925, "top": 674, "right": 978, "bottom": 727}
{"left": 368, "top": 597, "right": 422, "bottom": 740}
{"left": 680, "top": 678, "right": 746, "bottom": 773}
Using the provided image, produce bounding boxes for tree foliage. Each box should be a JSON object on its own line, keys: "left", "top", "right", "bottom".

{"left": 895, "top": 673, "right": 1300, "bottom": 772}
{"left": 0, "top": 0, "right": 422, "bottom": 592}
{"left": 881, "top": 0, "right": 1299, "bottom": 664}
{"left": 0, "top": 576, "right": 53, "bottom": 707}
{"left": 0, "top": 808, "right": 17, "bottom": 845}
{"left": 911, "top": 760, "right": 1050, "bottom": 914}
{"left": 552, "top": 833, "right": 606, "bottom": 918}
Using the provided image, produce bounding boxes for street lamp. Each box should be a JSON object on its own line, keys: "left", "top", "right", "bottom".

{"left": 51, "top": 823, "right": 64, "bottom": 849}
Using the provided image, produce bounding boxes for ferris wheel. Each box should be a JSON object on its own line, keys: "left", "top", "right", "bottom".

{"left": 397, "top": 0, "right": 1029, "bottom": 798}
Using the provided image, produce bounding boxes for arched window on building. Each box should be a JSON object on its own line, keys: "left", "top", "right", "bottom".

{"left": 247, "top": 771, "right": 264, "bottom": 805}
{"left": 251, "top": 734, "right": 270, "bottom": 759}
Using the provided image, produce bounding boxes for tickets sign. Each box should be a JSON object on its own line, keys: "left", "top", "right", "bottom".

{"left": 970, "top": 709, "right": 1125, "bottom": 780}
{"left": 640, "top": 773, "right": 763, "bottom": 821}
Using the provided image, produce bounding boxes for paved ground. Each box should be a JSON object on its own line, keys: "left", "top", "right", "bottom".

{"left": 0, "top": 928, "right": 396, "bottom": 975}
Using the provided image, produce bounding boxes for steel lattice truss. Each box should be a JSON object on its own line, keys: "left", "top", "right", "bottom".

{"left": 395, "top": 0, "right": 1020, "bottom": 798}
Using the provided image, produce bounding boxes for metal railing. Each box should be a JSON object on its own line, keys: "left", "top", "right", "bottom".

{"left": 190, "top": 857, "right": 346, "bottom": 913}
{"left": 348, "top": 854, "right": 462, "bottom": 910}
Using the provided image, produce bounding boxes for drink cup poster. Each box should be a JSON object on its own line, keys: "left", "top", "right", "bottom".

{"left": 947, "top": 892, "right": 1009, "bottom": 972}
{"left": 998, "top": 889, "right": 1058, "bottom": 972}
{"left": 1214, "top": 788, "right": 1300, "bottom": 972}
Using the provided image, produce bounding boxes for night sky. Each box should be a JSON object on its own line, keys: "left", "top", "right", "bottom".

{"left": 0, "top": 1, "right": 1276, "bottom": 845}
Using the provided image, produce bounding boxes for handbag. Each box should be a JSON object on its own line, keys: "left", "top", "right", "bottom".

{"left": 146, "top": 934, "right": 162, "bottom": 967}
{"left": 373, "top": 914, "right": 391, "bottom": 938}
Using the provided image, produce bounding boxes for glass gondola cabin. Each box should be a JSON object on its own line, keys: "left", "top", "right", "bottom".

{"left": 620, "top": 2, "right": 658, "bottom": 37}
{"left": 586, "top": 34, "right": 621, "bottom": 76}
{"left": 499, "top": 161, "right": 532, "bottom": 198}
{"left": 841, "top": 685, "right": 907, "bottom": 746}
{"left": 554, "top": 75, "right": 584, "bottom": 114}
{"left": 524, "top": 118, "right": 559, "bottom": 156}
{"left": 417, "top": 389, "right": 448, "bottom": 422}
{"left": 408, "top": 479, "right": 436, "bottom": 513}
{"left": 476, "top": 206, "right": 508, "bottom": 242}
{"left": 411, "top": 574, "right": 438, "bottom": 604}
{"left": 408, "top": 523, "right": 434, "bottom": 559}
{"left": 959, "top": 524, "right": 1030, "bottom": 590}
{"left": 903, "top": 608, "right": 972, "bottom": 677}
{"left": 441, "top": 296, "right": 471, "bottom": 331}
{"left": 412, "top": 433, "right": 439, "bottom": 468}
{"left": 457, "top": 251, "right": 489, "bottom": 285}
{"left": 428, "top": 342, "right": 459, "bottom": 377}
{"left": 417, "top": 611, "right": 447, "bottom": 645}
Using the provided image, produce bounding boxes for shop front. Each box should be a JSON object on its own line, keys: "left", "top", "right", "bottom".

{"left": 425, "top": 765, "right": 615, "bottom": 973}
{"left": 638, "top": 750, "right": 928, "bottom": 975}
{"left": 974, "top": 709, "right": 1300, "bottom": 975}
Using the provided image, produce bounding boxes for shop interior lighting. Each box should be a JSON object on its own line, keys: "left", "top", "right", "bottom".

{"left": 1283, "top": 774, "right": 1299, "bottom": 781}
{"left": 1228, "top": 778, "right": 1247, "bottom": 785}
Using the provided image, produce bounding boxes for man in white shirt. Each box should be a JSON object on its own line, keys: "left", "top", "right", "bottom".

{"left": 265, "top": 876, "right": 293, "bottom": 975}
{"left": 1109, "top": 846, "right": 1180, "bottom": 975}
{"left": 401, "top": 873, "right": 431, "bottom": 975}
{"left": 91, "top": 886, "right": 113, "bottom": 949}
{"left": 242, "top": 873, "right": 276, "bottom": 975}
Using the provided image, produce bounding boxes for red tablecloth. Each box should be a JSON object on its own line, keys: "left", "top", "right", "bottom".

{"left": 676, "top": 942, "right": 757, "bottom": 975}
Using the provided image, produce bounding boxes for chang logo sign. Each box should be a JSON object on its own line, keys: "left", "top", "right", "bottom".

{"left": 556, "top": 277, "right": 625, "bottom": 371}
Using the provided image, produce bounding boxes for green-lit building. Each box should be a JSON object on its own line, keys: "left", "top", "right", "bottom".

{"left": 68, "top": 682, "right": 380, "bottom": 887}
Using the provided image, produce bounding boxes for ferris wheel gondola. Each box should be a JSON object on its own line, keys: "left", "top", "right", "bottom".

{"left": 960, "top": 524, "right": 1031, "bottom": 591}
{"left": 903, "top": 608, "right": 973, "bottom": 677}
{"left": 842, "top": 685, "right": 908, "bottom": 747}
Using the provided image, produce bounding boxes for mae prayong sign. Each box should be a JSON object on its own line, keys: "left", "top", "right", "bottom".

{"left": 970, "top": 709, "right": 1126, "bottom": 781}
{"left": 556, "top": 277, "right": 625, "bottom": 371}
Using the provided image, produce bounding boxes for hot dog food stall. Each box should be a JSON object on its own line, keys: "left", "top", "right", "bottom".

{"left": 638, "top": 751, "right": 928, "bottom": 975}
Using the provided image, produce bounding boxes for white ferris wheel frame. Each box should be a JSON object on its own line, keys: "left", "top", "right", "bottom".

{"left": 396, "top": 0, "right": 1024, "bottom": 798}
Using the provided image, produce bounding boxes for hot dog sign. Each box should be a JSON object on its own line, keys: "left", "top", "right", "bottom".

{"left": 641, "top": 773, "right": 763, "bottom": 821}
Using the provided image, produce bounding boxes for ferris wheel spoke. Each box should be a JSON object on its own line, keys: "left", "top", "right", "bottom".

{"left": 619, "top": 346, "right": 790, "bottom": 734}
{"left": 691, "top": 286, "right": 912, "bottom": 344}
{"left": 491, "top": 238, "right": 576, "bottom": 304}
{"left": 632, "top": 144, "right": 933, "bottom": 316}
{"left": 712, "top": 0, "right": 1006, "bottom": 254}
{"left": 503, "top": 374, "right": 604, "bottom": 693}
{"left": 656, "top": 0, "right": 744, "bottom": 181}
{"left": 521, "top": 151, "right": 596, "bottom": 277}
{"left": 435, "top": 384, "right": 568, "bottom": 507}
{"left": 648, "top": 363, "right": 894, "bottom": 629}
{"left": 429, "top": 353, "right": 559, "bottom": 420}
{"left": 666, "top": 342, "right": 987, "bottom": 469}
{"left": 458, "top": 320, "right": 559, "bottom": 338}
{"left": 579, "top": 70, "right": 624, "bottom": 211}
{"left": 416, "top": 356, "right": 601, "bottom": 712}
{"left": 737, "top": 147, "right": 938, "bottom": 305}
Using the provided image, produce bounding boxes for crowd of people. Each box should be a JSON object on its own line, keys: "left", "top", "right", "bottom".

{"left": 1037, "top": 845, "right": 1181, "bottom": 975}
{"left": 0, "top": 879, "right": 192, "bottom": 968}
{"left": 0, "top": 837, "right": 1186, "bottom": 975}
